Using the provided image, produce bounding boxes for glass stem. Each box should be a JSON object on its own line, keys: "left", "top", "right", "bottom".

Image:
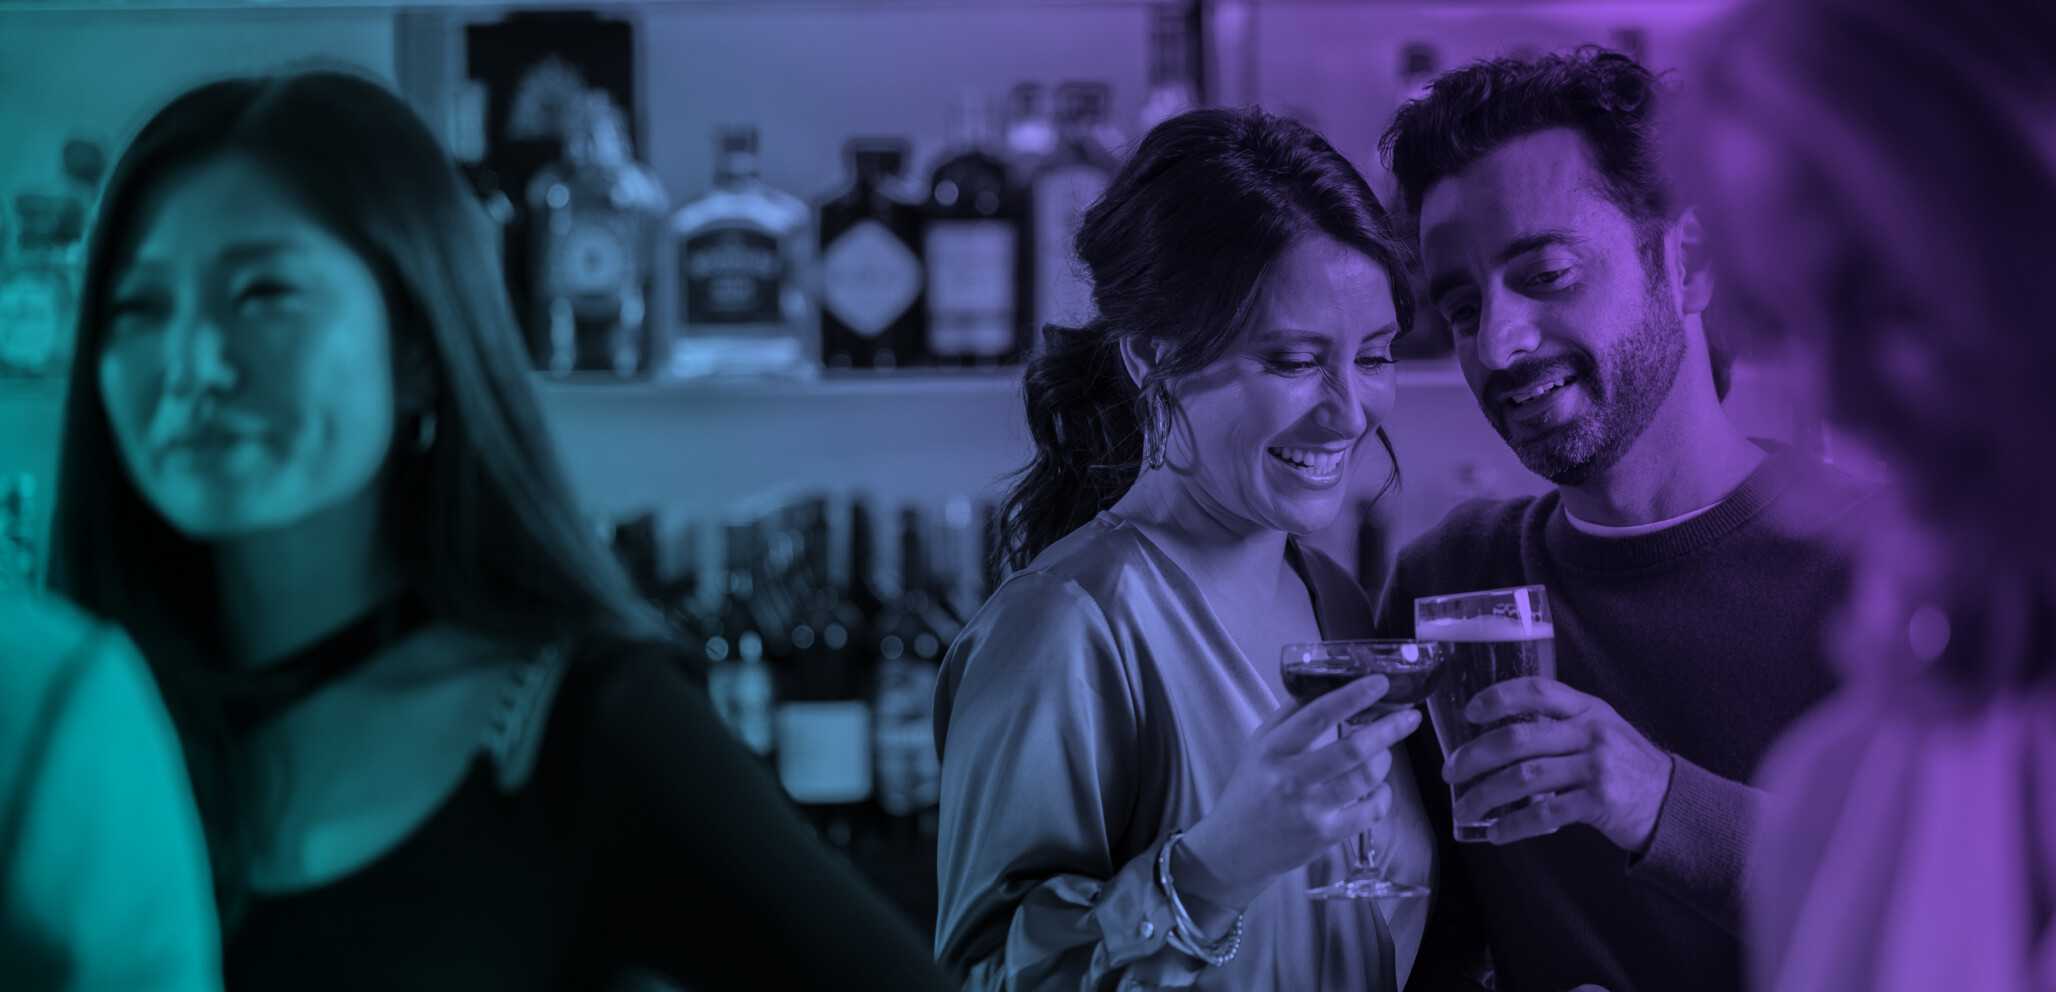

{"left": 1339, "top": 724, "right": 1380, "bottom": 878}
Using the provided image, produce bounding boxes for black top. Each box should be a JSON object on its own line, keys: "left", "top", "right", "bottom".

{"left": 224, "top": 639, "right": 949, "bottom": 991}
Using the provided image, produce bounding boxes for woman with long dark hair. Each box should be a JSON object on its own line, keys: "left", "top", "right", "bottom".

{"left": 933, "top": 108, "right": 1432, "bottom": 990}
{"left": 49, "top": 69, "right": 945, "bottom": 990}
{"left": 1680, "top": 1, "right": 2056, "bottom": 988}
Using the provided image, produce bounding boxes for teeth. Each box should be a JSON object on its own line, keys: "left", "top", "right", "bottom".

{"left": 1509, "top": 376, "right": 1572, "bottom": 406}
{"left": 1269, "top": 447, "right": 1344, "bottom": 475}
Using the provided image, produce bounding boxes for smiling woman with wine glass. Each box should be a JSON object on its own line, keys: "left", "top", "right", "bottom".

{"left": 932, "top": 107, "right": 1439, "bottom": 992}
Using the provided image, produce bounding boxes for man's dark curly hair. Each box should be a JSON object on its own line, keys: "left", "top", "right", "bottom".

{"left": 1380, "top": 46, "right": 1672, "bottom": 227}
{"left": 1377, "top": 46, "right": 1732, "bottom": 397}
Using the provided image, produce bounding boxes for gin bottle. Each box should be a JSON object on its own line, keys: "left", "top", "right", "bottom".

{"left": 923, "top": 94, "right": 1030, "bottom": 367}
{"left": 526, "top": 89, "right": 668, "bottom": 378}
{"left": 1029, "top": 82, "right": 1119, "bottom": 343}
{"left": 818, "top": 138, "right": 926, "bottom": 370}
{"left": 664, "top": 126, "right": 815, "bottom": 380}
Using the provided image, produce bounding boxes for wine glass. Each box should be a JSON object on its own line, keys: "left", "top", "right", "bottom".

{"left": 1278, "top": 638, "right": 1447, "bottom": 900}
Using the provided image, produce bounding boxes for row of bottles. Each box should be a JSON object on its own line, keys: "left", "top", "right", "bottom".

{"left": 596, "top": 492, "right": 1001, "bottom": 932}
{"left": 500, "top": 77, "right": 1140, "bottom": 382}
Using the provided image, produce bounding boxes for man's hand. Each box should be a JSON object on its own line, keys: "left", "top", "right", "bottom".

{"left": 1440, "top": 677, "right": 1674, "bottom": 852}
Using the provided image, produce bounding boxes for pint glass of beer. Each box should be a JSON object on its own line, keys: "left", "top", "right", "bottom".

{"left": 1414, "top": 585, "right": 1556, "bottom": 842}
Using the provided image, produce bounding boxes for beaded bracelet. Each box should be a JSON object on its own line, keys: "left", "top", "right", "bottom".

{"left": 1154, "top": 830, "right": 1247, "bottom": 968}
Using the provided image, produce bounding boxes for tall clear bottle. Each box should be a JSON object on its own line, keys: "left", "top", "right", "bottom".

{"left": 1137, "top": 6, "right": 1201, "bottom": 136}
{"left": 818, "top": 138, "right": 926, "bottom": 370}
{"left": 664, "top": 126, "right": 815, "bottom": 380}
{"left": 1030, "top": 82, "right": 1119, "bottom": 347}
{"left": 1003, "top": 82, "right": 1057, "bottom": 182}
{"left": 526, "top": 89, "right": 668, "bottom": 379}
{"left": 924, "top": 93, "right": 1032, "bottom": 368}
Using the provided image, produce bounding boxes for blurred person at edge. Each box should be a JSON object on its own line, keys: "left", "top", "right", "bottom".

{"left": 47, "top": 69, "right": 947, "bottom": 991}
{"left": 1678, "top": 1, "right": 2056, "bottom": 988}
{"left": 1, "top": 591, "right": 221, "bottom": 991}
{"left": 934, "top": 107, "right": 1442, "bottom": 991}
{"left": 1372, "top": 48, "right": 1875, "bottom": 992}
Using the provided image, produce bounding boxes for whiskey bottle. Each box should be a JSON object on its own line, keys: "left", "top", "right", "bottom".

{"left": 818, "top": 138, "right": 926, "bottom": 370}
{"left": 526, "top": 89, "right": 668, "bottom": 378}
{"left": 664, "top": 126, "right": 815, "bottom": 380}
{"left": 923, "top": 94, "right": 1031, "bottom": 367}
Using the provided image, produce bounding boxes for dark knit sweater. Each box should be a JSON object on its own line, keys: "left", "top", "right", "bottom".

{"left": 1376, "top": 445, "right": 1875, "bottom": 992}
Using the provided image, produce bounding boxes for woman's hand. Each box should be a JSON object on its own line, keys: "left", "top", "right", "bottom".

{"left": 1174, "top": 675, "right": 1423, "bottom": 910}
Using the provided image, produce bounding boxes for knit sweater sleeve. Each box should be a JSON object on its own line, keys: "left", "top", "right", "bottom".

{"left": 1627, "top": 753, "right": 1765, "bottom": 935}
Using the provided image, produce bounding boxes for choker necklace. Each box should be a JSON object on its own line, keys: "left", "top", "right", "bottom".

{"left": 219, "top": 590, "right": 434, "bottom": 735}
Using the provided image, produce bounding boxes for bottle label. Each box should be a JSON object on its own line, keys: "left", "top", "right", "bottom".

{"left": 775, "top": 700, "right": 873, "bottom": 804}
{"left": 681, "top": 225, "right": 785, "bottom": 326}
{"left": 544, "top": 213, "right": 637, "bottom": 321}
{"left": 1031, "top": 165, "right": 1108, "bottom": 337}
{"left": 925, "top": 220, "right": 1016, "bottom": 357}
{"left": 822, "top": 219, "right": 921, "bottom": 338}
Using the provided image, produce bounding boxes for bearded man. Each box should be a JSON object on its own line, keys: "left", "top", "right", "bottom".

{"left": 1371, "top": 48, "right": 1875, "bottom": 992}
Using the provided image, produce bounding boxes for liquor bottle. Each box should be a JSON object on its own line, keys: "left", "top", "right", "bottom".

{"left": 873, "top": 506, "right": 947, "bottom": 838}
{"left": 451, "top": 80, "right": 518, "bottom": 237}
{"left": 1030, "top": 82, "right": 1120, "bottom": 344}
{"left": 0, "top": 194, "right": 78, "bottom": 378}
{"left": 1137, "top": 5, "right": 1201, "bottom": 136}
{"left": 664, "top": 126, "right": 815, "bottom": 380}
{"left": 924, "top": 93, "right": 1032, "bottom": 368}
{"left": 818, "top": 138, "right": 926, "bottom": 370}
{"left": 934, "top": 495, "right": 983, "bottom": 624}
{"left": 706, "top": 522, "right": 775, "bottom": 760}
{"left": 526, "top": 90, "right": 668, "bottom": 379}
{"left": 773, "top": 506, "right": 874, "bottom": 851}
{"left": 1003, "top": 82, "right": 1056, "bottom": 182}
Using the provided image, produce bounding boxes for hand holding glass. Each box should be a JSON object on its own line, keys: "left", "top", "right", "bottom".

{"left": 1278, "top": 639, "right": 1446, "bottom": 900}
{"left": 1414, "top": 585, "right": 1556, "bottom": 842}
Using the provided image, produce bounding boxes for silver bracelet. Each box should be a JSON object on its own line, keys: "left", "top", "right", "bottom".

{"left": 1154, "top": 830, "right": 1246, "bottom": 968}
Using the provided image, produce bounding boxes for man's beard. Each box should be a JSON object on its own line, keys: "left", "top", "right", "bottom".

{"left": 1498, "top": 284, "right": 1687, "bottom": 486}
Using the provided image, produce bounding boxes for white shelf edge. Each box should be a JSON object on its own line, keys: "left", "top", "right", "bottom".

{"left": 533, "top": 361, "right": 1469, "bottom": 401}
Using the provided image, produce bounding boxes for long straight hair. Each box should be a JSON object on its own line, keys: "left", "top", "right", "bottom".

{"left": 48, "top": 70, "right": 669, "bottom": 921}
{"left": 997, "top": 107, "right": 1414, "bottom": 574}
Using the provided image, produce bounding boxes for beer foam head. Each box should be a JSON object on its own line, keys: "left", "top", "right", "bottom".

{"left": 1417, "top": 615, "right": 1554, "bottom": 642}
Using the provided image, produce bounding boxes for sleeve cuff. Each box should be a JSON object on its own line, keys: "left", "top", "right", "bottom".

{"left": 1626, "top": 753, "right": 1761, "bottom": 931}
{"left": 1087, "top": 836, "right": 1212, "bottom": 987}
